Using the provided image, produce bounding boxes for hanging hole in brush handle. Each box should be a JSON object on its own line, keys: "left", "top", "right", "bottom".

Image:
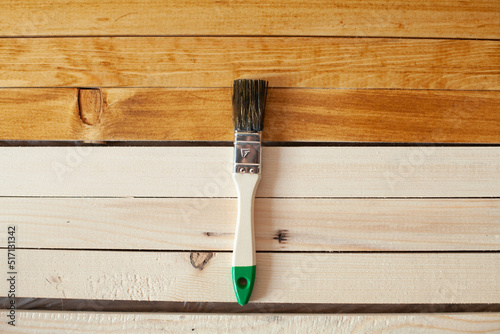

{"left": 232, "top": 265, "right": 256, "bottom": 305}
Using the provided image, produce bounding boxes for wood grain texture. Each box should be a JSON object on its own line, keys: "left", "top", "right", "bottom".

{"left": 1, "top": 147, "right": 499, "bottom": 197}
{"left": 1, "top": 198, "right": 498, "bottom": 251}
{"left": 1, "top": 0, "right": 499, "bottom": 325}
{"left": 0, "top": 89, "right": 80, "bottom": 140}
{"left": 1, "top": 38, "right": 499, "bottom": 89}
{"left": 1, "top": 250, "right": 498, "bottom": 303}
{"left": 2, "top": 88, "right": 500, "bottom": 143}
{"left": 1, "top": 311, "right": 499, "bottom": 334}
{"left": 1, "top": 0, "right": 499, "bottom": 39}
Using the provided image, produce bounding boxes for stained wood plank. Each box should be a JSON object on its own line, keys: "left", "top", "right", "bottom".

{"left": 1, "top": 38, "right": 499, "bottom": 89}
{"left": 1, "top": 311, "right": 499, "bottom": 334}
{"left": 0, "top": 89, "right": 80, "bottom": 140}
{"left": 2, "top": 88, "right": 500, "bottom": 143}
{"left": 0, "top": 147, "right": 499, "bottom": 197}
{"left": 1, "top": 0, "right": 499, "bottom": 39}
{"left": 0, "top": 250, "right": 498, "bottom": 303}
{"left": 1, "top": 198, "right": 498, "bottom": 251}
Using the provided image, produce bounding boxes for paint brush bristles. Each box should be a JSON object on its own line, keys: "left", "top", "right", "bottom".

{"left": 232, "top": 79, "right": 268, "bottom": 132}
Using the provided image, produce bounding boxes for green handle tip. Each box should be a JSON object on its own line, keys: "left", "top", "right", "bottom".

{"left": 232, "top": 265, "right": 256, "bottom": 305}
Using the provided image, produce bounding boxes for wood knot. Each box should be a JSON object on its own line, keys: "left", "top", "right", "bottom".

{"left": 273, "top": 230, "right": 289, "bottom": 243}
{"left": 190, "top": 252, "right": 214, "bottom": 270}
{"left": 78, "top": 88, "right": 102, "bottom": 126}
{"left": 203, "top": 232, "right": 231, "bottom": 237}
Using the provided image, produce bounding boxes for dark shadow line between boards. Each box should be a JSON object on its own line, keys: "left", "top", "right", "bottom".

{"left": 1, "top": 141, "right": 500, "bottom": 147}
{"left": 1, "top": 299, "right": 499, "bottom": 314}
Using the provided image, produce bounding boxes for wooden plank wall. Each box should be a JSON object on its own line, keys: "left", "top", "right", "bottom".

{"left": 0, "top": 311, "right": 499, "bottom": 333}
{"left": 0, "top": 0, "right": 499, "bottom": 332}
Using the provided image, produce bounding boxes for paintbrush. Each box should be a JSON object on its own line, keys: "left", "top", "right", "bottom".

{"left": 231, "top": 79, "right": 268, "bottom": 305}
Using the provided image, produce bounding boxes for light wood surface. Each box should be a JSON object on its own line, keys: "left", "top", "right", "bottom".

{"left": 2, "top": 88, "right": 500, "bottom": 143}
{"left": 1, "top": 0, "right": 499, "bottom": 39}
{"left": 0, "top": 250, "right": 498, "bottom": 303}
{"left": 1, "top": 146, "right": 499, "bottom": 197}
{"left": 1, "top": 38, "right": 498, "bottom": 89}
{"left": 1, "top": 311, "right": 499, "bottom": 334}
{"left": 1, "top": 198, "right": 498, "bottom": 251}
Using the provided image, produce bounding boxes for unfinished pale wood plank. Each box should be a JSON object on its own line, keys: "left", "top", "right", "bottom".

{"left": 0, "top": 147, "right": 498, "bottom": 197}
{"left": 1, "top": 198, "right": 498, "bottom": 251}
{"left": 1, "top": 0, "right": 499, "bottom": 39}
{"left": 1, "top": 311, "right": 499, "bottom": 334}
{"left": 0, "top": 250, "right": 498, "bottom": 303}
{"left": 1, "top": 38, "right": 499, "bottom": 89}
{"left": 3, "top": 88, "right": 500, "bottom": 143}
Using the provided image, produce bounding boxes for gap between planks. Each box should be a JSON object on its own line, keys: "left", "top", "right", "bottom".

{"left": 1, "top": 88, "right": 500, "bottom": 142}
{"left": 0, "top": 250, "right": 498, "bottom": 303}
{"left": 0, "top": 38, "right": 499, "bottom": 89}
{"left": 0, "top": 198, "right": 498, "bottom": 251}
{"left": 0, "top": 311, "right": 499, "bottom": 333}
{"left": 0, "top": 146, "right": 498, "bottom": 197}
{"left": 1, "top": 0, "right": 499, "bottom": 39}
{"left": 2, "top": 299, "right": 499, "bottom": 314}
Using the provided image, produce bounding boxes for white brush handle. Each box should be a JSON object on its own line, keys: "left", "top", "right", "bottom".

{"left": 232, "top": 172, "right": 260, "bottom": 267}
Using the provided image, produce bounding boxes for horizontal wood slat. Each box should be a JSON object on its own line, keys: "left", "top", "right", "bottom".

{"left": 1, "top": 38, "right": 499, "bottom": 89}
{"left": 1, "top": 311, "right": 499, "bottom": 333}
{"left": 2, "top": 198, "right": 498, "bottom": 251}
{"left": 1, "top": 250, "right": 498, "bottom": 303}
{"left": 2, "top": 88, "right": 500, "bottom": 143}
{"left": 1, "top": 0, "right": 499, "bottom": 39}
{"left": 0, "top": 147, "right": 499, "bottom": 197}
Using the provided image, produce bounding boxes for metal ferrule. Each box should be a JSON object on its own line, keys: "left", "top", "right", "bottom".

{"left": 233, "top": 131, "right": 261, "bottom": 174}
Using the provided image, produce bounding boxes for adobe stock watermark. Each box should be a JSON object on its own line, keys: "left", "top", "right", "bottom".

{"left": 355, "top": 10, "right": 396, "bottom": 37}
{"left": 384, "top": 146, "right": 437, "bottom": 191}
{"left": 240, "top": 252, "right": 323, "bottom": 317}
{"left": 178, "top": 169, "right": 233, "bottom": 223}
{"left": 6, "top": 225, "right": 17, "bottom": 326}
{"left": 19, "top": 11, "right": 56, "bottom": 36}
{"left": 52, "top": 146, "right": 94, "bottom": 182}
